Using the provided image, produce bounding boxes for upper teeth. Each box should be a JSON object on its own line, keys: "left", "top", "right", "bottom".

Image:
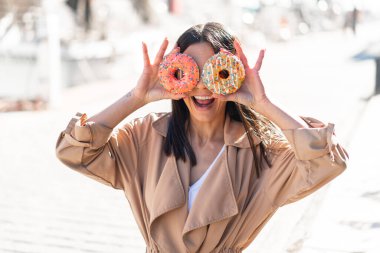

{"left": 194, "top": 96, "right": 212, "bottom": 100}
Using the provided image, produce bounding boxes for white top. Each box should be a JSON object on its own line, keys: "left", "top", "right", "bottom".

{"left": 188, "top": 145, "right": 226, "bottom": 211}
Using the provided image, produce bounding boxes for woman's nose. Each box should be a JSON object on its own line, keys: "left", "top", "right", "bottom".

{"left": 194, "top": 77, "right": 207, "bottom": 90}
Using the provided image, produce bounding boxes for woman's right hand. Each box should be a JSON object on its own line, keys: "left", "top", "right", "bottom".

{"left": 131, "top": 38, "right": 186, "bottom": 105}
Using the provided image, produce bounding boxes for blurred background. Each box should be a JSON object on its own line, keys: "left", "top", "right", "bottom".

{"left": 0, "top": 0, "right": 380, "bottom": 252}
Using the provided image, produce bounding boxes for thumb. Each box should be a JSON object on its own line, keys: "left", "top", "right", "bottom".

{"left": 212, "top": 93, "right": 234, "bottom": 102}
{"left": 159, "top": 89, "right": 187, "bottom": 100}
{"left": 169, "top": 46, "right": 180, "bottom": 55}
{"left": 168, "top": 92, "right": 187, "bottom": 100}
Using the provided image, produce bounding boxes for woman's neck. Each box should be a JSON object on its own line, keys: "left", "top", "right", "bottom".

{"left": 188, "top": 114, "right": 225, "bottom": 147}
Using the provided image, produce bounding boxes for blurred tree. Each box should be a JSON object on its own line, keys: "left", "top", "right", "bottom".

{"left": 66, "top": 0, "right": 92, "bottom": 32}
{"left": 343, "top": 5, "right": 359, "bottom": 36}
{"left": 130, "top": 0, "right": 153, "bottom": 23}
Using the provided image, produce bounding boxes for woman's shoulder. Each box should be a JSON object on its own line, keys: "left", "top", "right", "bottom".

{"left": 121, "top": 112, "right": 171, "bottom": 138}
{"left": 128, "top": 112, "right": 171, "bottom": 127}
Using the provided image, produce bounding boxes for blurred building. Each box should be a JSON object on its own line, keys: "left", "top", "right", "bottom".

{"left": 0, "top": 0, "right": 378, "bottom": 110}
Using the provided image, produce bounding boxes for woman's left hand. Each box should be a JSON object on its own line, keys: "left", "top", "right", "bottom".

{"left": 212, "top": 40, "right": 270, "bottom": 112}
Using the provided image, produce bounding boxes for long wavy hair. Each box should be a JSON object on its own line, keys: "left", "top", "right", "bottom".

{"left": 163, "top": 22, "right": 287, "bottom": 177}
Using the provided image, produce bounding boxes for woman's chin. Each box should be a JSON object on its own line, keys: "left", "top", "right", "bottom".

{"left": 185, "top": 96, "right": 226, "bottom": 123}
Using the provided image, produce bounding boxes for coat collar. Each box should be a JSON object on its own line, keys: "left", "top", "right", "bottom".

{"left": 148, "top": 146, "right": 240, "bottom": 252}
{"left": 151, "top": 112, "right": 262, "bottom": 148}
{"left": 149, "top": 112, "right": 261, "bottom": 251}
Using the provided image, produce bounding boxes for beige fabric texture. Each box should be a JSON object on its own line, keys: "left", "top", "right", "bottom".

{"left": 56, "top": 112, "right": 348, "bottom": 253}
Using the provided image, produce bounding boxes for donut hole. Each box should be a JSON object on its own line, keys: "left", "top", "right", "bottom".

{"left": 219, "top": 70, "right": 230, "bottom": 79}
{"left": 174, "top": 69, "right": 184, "bottom": 80}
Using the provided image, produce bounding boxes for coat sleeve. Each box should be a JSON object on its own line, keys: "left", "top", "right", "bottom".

{"left": 264, "top": 116, "right": 349, "bottom": 207}
{"left": 55, "top": 112, "right": 142, "bottom": 190}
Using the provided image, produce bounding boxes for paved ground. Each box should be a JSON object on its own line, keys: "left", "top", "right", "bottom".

{"left": 301, "top": 95, "right": 380, "bottom": 253}
{"left": 1, "top": 21, "right": 379, "bottom": 253}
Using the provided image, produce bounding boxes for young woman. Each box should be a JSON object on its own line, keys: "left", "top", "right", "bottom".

{"left": 56, "top": 22, "right": 348, "bottom": 252}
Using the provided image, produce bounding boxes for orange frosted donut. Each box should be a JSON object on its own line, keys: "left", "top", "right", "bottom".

{"left": 158, "top": 53, "right": 200, "bottom": 94}
{"left": 201, "top": 49, "right": 245, "bottom": 95}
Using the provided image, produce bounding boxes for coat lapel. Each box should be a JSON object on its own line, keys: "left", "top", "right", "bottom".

{"left": 182, "top": 145, "right": 239, "bottom": 252}
{"left": 149, "top": 155, "right": 186, "bottom": 225}
{"left": 150, "top": 113, "right": 262, "bottom": 251}
{"left": 148, "top": 154, "right": 187, "bottom": 249}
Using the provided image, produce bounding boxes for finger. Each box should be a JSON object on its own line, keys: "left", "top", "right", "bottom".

{"left": 211, "top": 93, "right": 231, "bottom": 102}
{"left": 214, "top": 91, "right": 245, "bottom": 105}
{"left": 172, "top": 42, "right": 179, "bottom": 50}
{"left": 160, "top": 46, "right": 180, "bottom": 63}
{"left": 253, "top": 49, "right": 265, "bottom": 71}
{"left": 142, "top": 42, "right": 151, "bottom": 67}
{"left": 170, "top": 93, "right": 187, "bottom": 100}
{"left": 153, "top": 37, "right": 169, "bottom": 66}
{"left": 169, "top": 46, "right": 180, "bottom": 55}
{"left": 162, "top": 90, "right": 187, "bottom": 100}
{"left": 220, "top": 48, "right": 231, "bottom": 54}
{"left": 234, "top": 40, "right": 250, "bottom": 69}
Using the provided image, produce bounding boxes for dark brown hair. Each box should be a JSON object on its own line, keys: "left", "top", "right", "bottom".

{"left": 164, "top": 22, "right": 284, "bottom": 177}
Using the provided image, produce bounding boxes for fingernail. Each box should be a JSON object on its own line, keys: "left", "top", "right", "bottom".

{"left": 220, "top": 48, "right": 230, "bottom": 54}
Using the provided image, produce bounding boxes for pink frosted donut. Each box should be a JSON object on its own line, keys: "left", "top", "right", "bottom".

{"left": 158, "top": 53, "right": 200, "bottom": 94}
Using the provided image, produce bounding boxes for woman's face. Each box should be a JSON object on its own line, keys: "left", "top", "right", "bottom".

{"left": 183, "top": 42, "right": 227, "bottom": 124}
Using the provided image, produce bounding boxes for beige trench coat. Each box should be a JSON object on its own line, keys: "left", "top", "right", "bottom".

{"left": 56, "top": 112, "right": 348, "bottom": 253}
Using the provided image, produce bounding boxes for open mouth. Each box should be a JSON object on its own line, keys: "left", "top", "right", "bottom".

{"left": 191, "top": 96, "right": 215, "bottom": 108}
